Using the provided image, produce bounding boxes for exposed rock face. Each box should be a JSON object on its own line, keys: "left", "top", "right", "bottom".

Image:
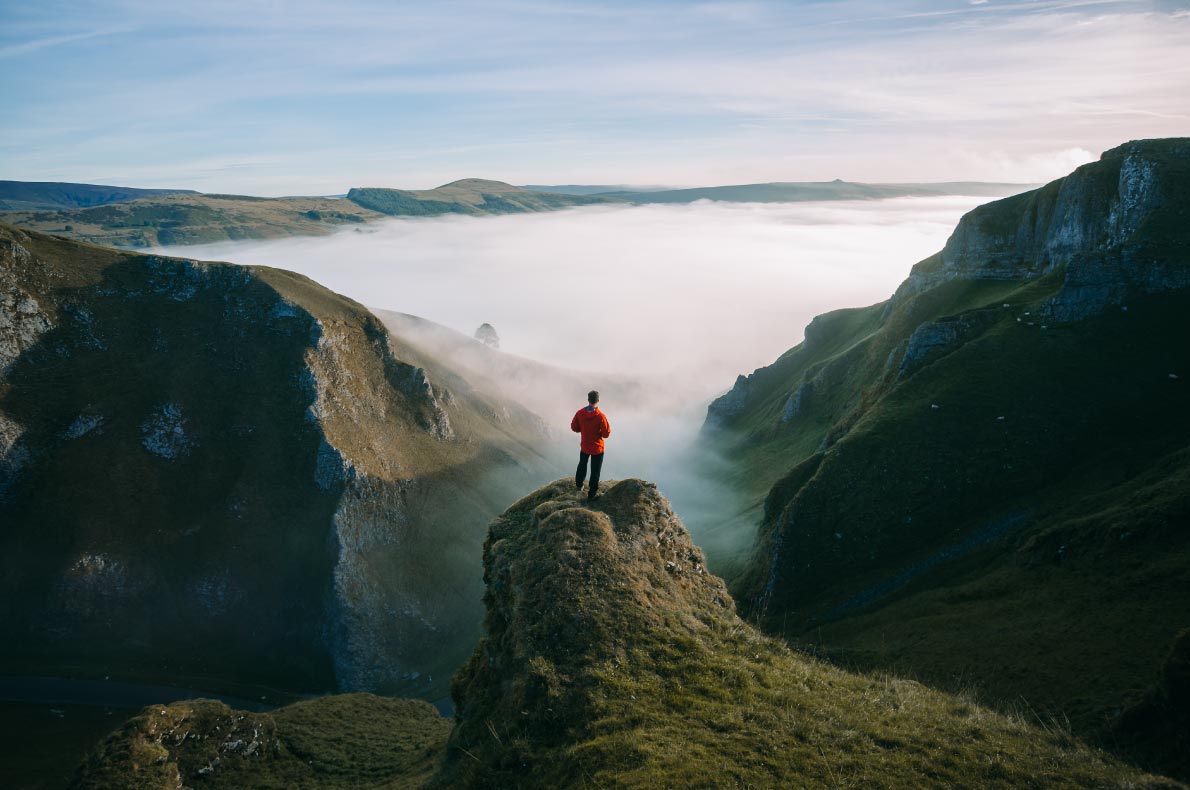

{"left": 895, "top": 309, "right": 1001, "bottom": 378}
{"left": 891, "top": 139, "right": 1190, "bottom": 321}
{"left": 474, "top": 322, "right": 499, "bottom": 349}
{"left": 780, "top": 377, "right": 814, "bottom": 421}
{"left": 0, "top": 224, "right": 554, "bottom": 696}
{"left": 704, "top": 373, "right": 753, "bottom": 425}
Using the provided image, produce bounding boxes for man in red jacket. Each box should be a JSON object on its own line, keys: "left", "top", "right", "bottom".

{"left": 571, "top": 390, "right": 611, "bottom": 501}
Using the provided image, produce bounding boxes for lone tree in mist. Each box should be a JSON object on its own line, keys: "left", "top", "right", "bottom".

{"left": 475, "top": 323, "right": 500, "bottom": 349}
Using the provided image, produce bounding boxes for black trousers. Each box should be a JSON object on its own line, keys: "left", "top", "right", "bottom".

{"left": 575, "top": 451, "right": 604, "bottom": 495}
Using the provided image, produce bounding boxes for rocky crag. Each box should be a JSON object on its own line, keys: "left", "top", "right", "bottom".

{"left": 0, "top": 223, "right": 559, "bottom": 698}
{"left": 71, "top": 480, "right": 1178, "bottom": 788}
{"left": 704, "top": 138, "right": 1190, "bottom": 775}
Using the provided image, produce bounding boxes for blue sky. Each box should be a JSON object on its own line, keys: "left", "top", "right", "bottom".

{"left": 2, "top": 0, "right": 1188, "bottom": 194}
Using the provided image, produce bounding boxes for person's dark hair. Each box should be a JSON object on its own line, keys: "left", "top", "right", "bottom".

{"left": 588, "top": 390, "right": 600, "bottom": 405}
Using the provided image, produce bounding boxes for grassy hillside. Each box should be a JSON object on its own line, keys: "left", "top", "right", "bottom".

{"left": 346, "top": 179, "right": 615, "bottom": 217}
{"left": 0, "top": 193, "right": 382, "bottom": 248}
{"left": 0, "top": 181, "right": 197, "bottom": 212}
{"left": 705, "top": 138, "right": 1190, "bottom": 776}
{"left": 71, "top": 479, "right": 1179, "bottom": 788}
{"left": 0, "top": 223, "right": 561, "bottom": 705}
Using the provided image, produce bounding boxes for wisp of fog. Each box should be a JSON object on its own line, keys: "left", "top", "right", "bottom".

{"left": 157, "top": 196, "right": 995, "bottom": 570}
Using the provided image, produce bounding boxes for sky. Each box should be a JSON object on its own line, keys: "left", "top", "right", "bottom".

{"left": 2, "top": 0, "right": 1189, "bottom": 194}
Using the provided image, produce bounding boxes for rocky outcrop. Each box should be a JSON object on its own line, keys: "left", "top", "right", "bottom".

{"left": 704, "top": 372, "right": 753, "bottom": 424}
{"left": 474, "top": 322, "right": 499, "bottom": 349}
{"left": 0, "top": 237, "right": 52, "bottom": 373}
{"left": 780, "top": 377, "right": 815, "bottom": 421}
{"left": 71, "top": 694, "right": 451, "bottom": 790}
{"left": 895, "top": 308, "right": 1002, "bottom": 378}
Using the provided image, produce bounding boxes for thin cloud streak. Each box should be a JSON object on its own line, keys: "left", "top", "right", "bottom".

{"left": 0, "top": 27, "right": 133, "bottom": 58}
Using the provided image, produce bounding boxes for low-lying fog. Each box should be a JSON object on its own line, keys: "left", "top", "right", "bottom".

{"left": 157, "top": 195, "right": 998, "bottom": 571}
{"left": 165, "top": 197, "right": 988, "bottom": 389}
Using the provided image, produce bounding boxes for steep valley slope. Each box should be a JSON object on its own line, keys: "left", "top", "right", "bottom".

{"left": 69, "top": 479, "right": 1179, "bottom": 788}
{"left": 703, "top": 138, "right": 1190, "bottom": 776}
{"left": 0, "top": 223, "right": 565, "bottom": 700}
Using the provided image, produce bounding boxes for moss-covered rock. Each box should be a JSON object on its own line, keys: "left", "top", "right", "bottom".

{"left": 72, "top": 694, "right": 450, "bottom": 790}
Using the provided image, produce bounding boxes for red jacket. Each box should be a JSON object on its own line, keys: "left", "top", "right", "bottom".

{"left": 571, "top": 405, "right": 610, "bottom": 455}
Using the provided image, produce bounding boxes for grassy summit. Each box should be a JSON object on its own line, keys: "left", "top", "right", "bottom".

{"left": 346, "top": 179, "right": 614, "bottom": 217}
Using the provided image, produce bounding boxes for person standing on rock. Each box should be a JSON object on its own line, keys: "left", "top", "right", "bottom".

{"left": 572, "top": 390, "right": 611, "bottom": 501}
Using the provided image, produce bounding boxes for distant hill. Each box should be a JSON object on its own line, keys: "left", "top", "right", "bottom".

{"left": 0, "top": 179, "right": 619, "bottom": 248}
{"left": 519, "top": 184, "right": 673, "bottom": 195}
{"left": 0, "top": 180, "right": 197, "bottom": 211}
{"left": 0, "top": 192, "right": 384, "bottom": 248}
{"left": 0, "top": 177, "right": 1035, "bottom": 251}
{"left": 346, "top": 178, "right": 617, "bottom": 217}
{"left": 72, "top": 479, "right": 1171, "bottom": 789}
{"left": 703, "top": 138, "right": 1190, "bottom": 779}
{"left": 603, "top": 179, "right": 1032, "bottom": 204}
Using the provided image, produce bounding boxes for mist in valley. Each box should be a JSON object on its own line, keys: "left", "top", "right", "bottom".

{"left": 156, "top": 195, "right": 1000, "bottom": 571}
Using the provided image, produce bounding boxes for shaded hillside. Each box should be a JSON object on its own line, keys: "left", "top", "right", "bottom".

{"left": 0, "top": 193, "right": 383, "bottom": 248}
{"left": 0, "top": 181, "right": 197, "bottom": 212}
{"left": 0, "top": 223, "right": 560, "bottom": 700}
{"left": 72, "top": 480, "right": 1178, "bottom": 788}
{"left": 705, "top": 138, "right": 1190, "bottom": 771}
{"left": 346, "top": 179, "right": 615, "bottom": 217}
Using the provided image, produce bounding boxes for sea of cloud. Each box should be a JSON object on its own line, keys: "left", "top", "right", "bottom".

{"left": 157, "top": 195, "right": 999, "bottom": 567}
{"left": 162, "top": 195, "right": 993, "bottom": 393}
